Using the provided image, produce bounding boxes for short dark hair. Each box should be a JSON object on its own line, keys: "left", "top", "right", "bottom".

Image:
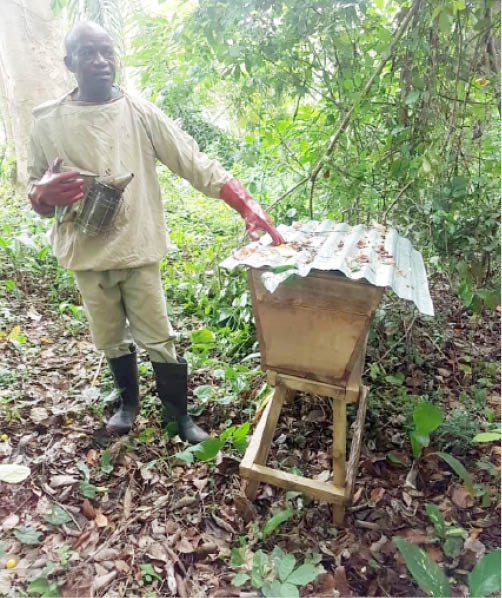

{"left": 64, "top": 21, "right": 111, "bottom": 56}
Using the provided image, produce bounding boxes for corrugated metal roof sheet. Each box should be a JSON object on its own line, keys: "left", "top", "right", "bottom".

{"left": 220, "top": 220, "right": 434, "bottom": 316}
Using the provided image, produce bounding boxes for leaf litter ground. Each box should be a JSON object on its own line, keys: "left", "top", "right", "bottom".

{"left": 0, "top": 277, "right": 500, "bottom": 597}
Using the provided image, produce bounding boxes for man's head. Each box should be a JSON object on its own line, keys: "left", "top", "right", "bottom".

{"left": 64, "top": 22, "right": 115, "bottom": 102}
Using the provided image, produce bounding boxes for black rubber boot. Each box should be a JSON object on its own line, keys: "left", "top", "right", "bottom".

{"left": 106, "top": 350, "right": 140, "bottom": 435}
{"left": 152, "top": 359, "right": 208, "bottom": 444}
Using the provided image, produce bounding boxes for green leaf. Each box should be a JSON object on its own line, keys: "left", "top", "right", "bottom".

{"left": 76, "top": 461, "right": 90, "bottom": 480}
{"left": 468, "top": 549, "right": 501, "bottom": 598}
{"left": 438, "top": 10, "right": 452, "bottom": 33}
{"left": 443, "top": 536, "right": 463, "bottom": 559}
{"left": 49, "top": 0, "right": 67, "bottom": 17}
{"left": 191, "top": 328, "right": 215, "bottom": 344}
{"left": 100, "top": 449, "right": 113, "bottom": 475}
{"left": 194, "top": 437, "right": 223, "bottom": 461}
{"left": 394, "top": 537, "right": 450, "bottom": 597}
{"left": 434, "top": 452, "right": 474, "bottom": 497}
{"left": 262, "top": 581, "right": 283, "bottom": 597}
{"left": 385, "top": 374, "right": 404, "bottom": 386}
{"left": 230, "top": 547, "right": 244, "bottom": 566}
{"left": 263, "top": 509, "right": 298, "bottom": 536}
{"left": 422, "top": 157, "right": 432, "bottom": 174}
{"left": 231, "top": 573, "right": 250, "bottom": 587}
{"left": 410, "top": 430, "right": 427, "bottom": 458}
{"left": 281, "top": 582, "right": 300, "bottom": 597}
{"left": 414, "top": 403, "right": 443, "bottom": 434}
{"left": 425, "top": 503, "right": 446, "bottom": 541}
{"left": 174, "top": 446, "right": 195, "bottom": 463}
{"left": 472, "top": 432, "right": 501, "bottom": 443}
{"left": 140, "top": 563, "right": 162, "bottom": 582}
{"left": 270, "top": 264, "right": 298, "bottom": 274}
{"left": 278, "top": 553, "right": 296, "bottom": 582}
{"left": 138, "top": 428, "right": 156, "bottom": 443}
{"left": 251, "top": 549, "right": 268, "bottom": 588}
{"left": 80, "top": 479, "right": 97, "bottom": 499}
{"left": 405, "top": 90, "right": 420, "bottom": 105}
{"left": 44, "top": 504, "right": 71, "bottom": 526}
{"left": 193, "top": 385, "right": 214, "bottom": 401}
{"left": 27, "top": 576, "right": 61, "bottom": 597}
{"left": 13, "top": 526, "right": 43, "bottom": 545}
{"left": 286, "top": 564, "right": 319, "bottom": 586}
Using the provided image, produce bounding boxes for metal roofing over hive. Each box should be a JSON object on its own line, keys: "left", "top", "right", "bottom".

{"left": 220, "top": 220, "right": 434, "bottom": 316}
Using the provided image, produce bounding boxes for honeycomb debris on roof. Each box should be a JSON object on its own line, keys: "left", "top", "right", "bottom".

{"left": 220, "top": 220, "right": 434, "bottom": 316}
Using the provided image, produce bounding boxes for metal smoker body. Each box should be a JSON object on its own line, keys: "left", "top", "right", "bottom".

{"left": 74, "top": 172, "right": 134, "bottom": 236}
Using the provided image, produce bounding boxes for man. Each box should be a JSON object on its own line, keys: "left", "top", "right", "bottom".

{"left": 27, "top": 22, "right": 284, "bottom": 444}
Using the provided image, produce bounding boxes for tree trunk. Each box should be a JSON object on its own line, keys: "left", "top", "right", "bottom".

{"left": 0, "top": 0, "right": 69, "bottom": 189}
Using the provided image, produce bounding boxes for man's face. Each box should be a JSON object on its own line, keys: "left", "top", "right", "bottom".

{"left": 66, "top": 28, "right": 115, "bottom": 98}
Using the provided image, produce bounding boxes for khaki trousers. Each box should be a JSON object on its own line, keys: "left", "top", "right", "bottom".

{"left": 74, "top": 263, "right": 178, "bottom": 363}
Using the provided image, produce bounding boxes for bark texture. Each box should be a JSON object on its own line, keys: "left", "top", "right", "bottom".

{"left": 0, "top": 0, "right": 69, "bottom": 188}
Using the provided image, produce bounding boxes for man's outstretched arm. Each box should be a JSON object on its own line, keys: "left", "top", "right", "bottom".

{"left": 143, "top": 102, "right": 284, "bottom": 245}
{"left": 220, "top": 178, "right": 284, "bottom": 245}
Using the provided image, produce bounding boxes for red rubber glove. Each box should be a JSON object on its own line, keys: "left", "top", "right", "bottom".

{"left": 28, "top": 158, "right": 84, "bottom": 216}
{"left": 220, "top": 179, "right": 284, "bottom": 246}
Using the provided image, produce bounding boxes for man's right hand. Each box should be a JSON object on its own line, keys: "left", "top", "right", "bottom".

{"left": 29, "top": 158, "right": 84, "bottom": 215}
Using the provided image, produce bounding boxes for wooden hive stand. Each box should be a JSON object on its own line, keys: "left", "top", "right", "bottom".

{"left": 240, "top": 367, "right": 369, "bottom": 525}
{"left": 240, "top": 269, "right": 383, "bottom": 524}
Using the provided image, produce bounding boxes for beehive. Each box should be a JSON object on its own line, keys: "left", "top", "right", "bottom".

{"left": 248, "top": 268, "right": 384, "bottom": 387}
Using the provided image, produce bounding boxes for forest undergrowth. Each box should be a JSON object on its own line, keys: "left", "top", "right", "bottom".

{"left": 0, "top": 180, "right": 500, "bottom": 597}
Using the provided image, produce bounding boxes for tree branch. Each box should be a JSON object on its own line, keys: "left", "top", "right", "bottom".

{"left": 270, "top": 0, "right": 423, "bottom": 214}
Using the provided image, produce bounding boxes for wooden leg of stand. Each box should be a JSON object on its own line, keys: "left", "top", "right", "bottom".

{"left": 244, "top": 479, "right": 260, "bottom": 501}
{"left": 242, "top": 384, "right": 292, "bottom": 500}
{"left": 332, "top": 395, "right": 346, "bottom": 525}
{"left": 345, "top": 386, "right": 368, "bottom": 502}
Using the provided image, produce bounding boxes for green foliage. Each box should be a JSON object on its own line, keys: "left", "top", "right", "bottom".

{"left": 100, "top": 449, "right": 114, "bottom": 475}
{"left": 436, "top": 408, "right": 480, "bottom": 455}
{"left": 393, "top": 536, "right": 451, "bottom": 597}
{"left": 425, "top": 504, "right": 467, "bottom": 559}
{"left": 76, "top": 460, "right": 98, "bottom": 499}
{"left": 129, "top": 0, "right": 500, "bottom": 306}
{"left": 13, "top": 526, "right": 43, "bottom": 545}
{"left": 473, "top": 425, "right": 502, "bottom": 443}
{"left": 262, "top": 509, "right": 300, "bottom": 537}
{"left": 174, "top": 421, "right": 250, "bottom": 463}
{"left": 410, "top": 401, "right": 443, "bottom": 458}
{"left": 468, "top": 549, "right": 502, "bottom": 598}
{"left": 26, "top": 576, "right": 61, "bottom": 598}
{"left": 434, "top": 451, "right": 475, "bottom": 497}
{"left": 44, "top": 505, "right": 72, "bottom": 526}
{"left": 231, "top": 545, "right": 321, "bottom": 597}
{"left": 139, "top": 563, "right": 162, "bottom": 585}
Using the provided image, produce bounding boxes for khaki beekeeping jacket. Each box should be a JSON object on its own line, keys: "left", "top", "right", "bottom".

{"left": 27, "top": 89, "right": 232, "bottom": 271}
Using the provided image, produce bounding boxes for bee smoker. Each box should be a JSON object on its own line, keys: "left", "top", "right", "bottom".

{"left": 74, "top": 172, "right": 134, "bottom": 236}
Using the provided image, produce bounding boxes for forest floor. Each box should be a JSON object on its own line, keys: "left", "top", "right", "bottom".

{"left": 0, "top": 195, "right": 500, "bottom": 598}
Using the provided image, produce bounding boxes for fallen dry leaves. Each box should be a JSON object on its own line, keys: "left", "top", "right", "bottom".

{"left": 0, "top": 276, "right": 500, "bottom": 597}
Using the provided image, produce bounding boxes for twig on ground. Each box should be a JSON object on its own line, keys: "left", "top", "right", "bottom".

{"left": 91, "top": 354, "right": 104, "bottom": 387}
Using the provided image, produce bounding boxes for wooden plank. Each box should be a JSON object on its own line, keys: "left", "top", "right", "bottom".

{"left": 267, "top": 371, "right": 348, "bottom": 400}
{"left": 240, "top": 385, "right": 290, "bottom": 500}
{"left": 332, "top": 395, "right": 347, "bottom": 524}
{"left": 250, "top": 268, "right": 383, "bottom": 314}
{"left": 257, "top": 304, "right": 369, "bottom": 384}
{"left": 345, "top": 386, "right": 368, "bottom": 502}
{"left": 241, "top": 464, "right": 345, "bottom": 504}
{"left": 249, "top": 269, "right": 384, "bottom": 385}
{"left": 252, "top": 390, "right": 274, "bottom": 426}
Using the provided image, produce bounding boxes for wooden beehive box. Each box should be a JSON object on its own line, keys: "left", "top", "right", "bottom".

{"left": 248, "top": 268, "right": 384, "bottom": 387}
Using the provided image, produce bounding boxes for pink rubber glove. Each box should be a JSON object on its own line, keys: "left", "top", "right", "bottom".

{"left": 220, "top": 179, "right": 284, "bottom": 246}
{"left": 28, "top": 158, "right": 84, "bottom": 216}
